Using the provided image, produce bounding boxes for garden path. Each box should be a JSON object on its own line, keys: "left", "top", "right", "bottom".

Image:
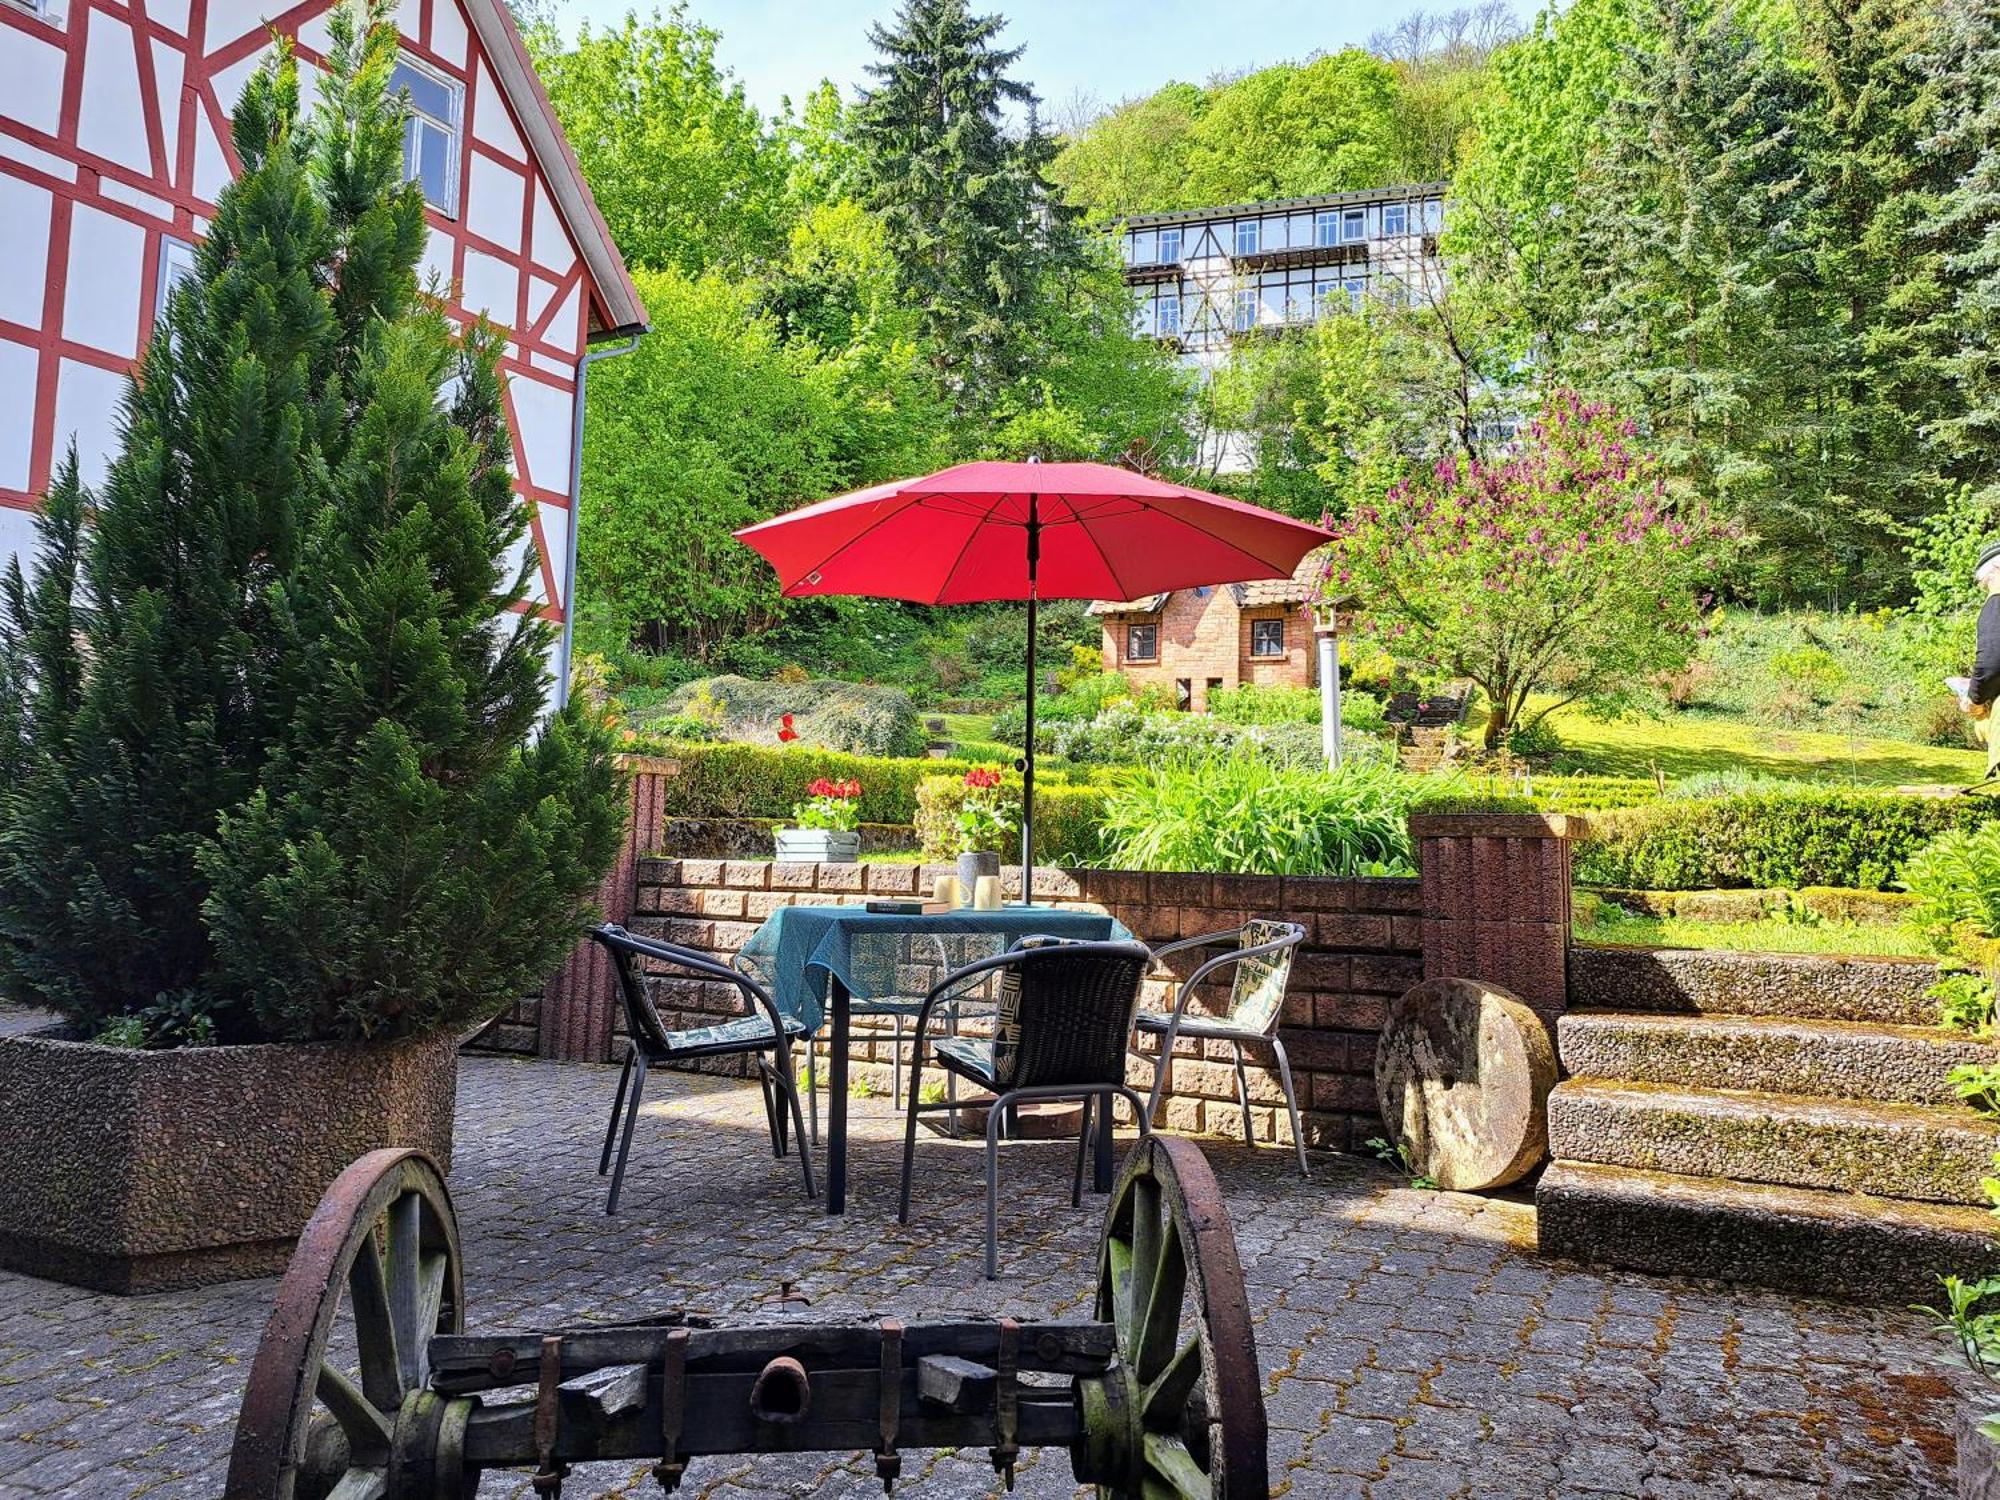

{"left": 0, "top": 1050, "right": 1971, "bottom": 1498}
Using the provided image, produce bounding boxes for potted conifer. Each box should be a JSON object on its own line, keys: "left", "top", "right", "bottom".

{"left": 0, "top": 5, "right": 622, "bottom": 1293}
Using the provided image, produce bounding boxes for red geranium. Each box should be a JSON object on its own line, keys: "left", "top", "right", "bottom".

{"left": 963, "top": 767, "right": 1003, "bottom": 790}
{"left": 777, "top": 713, "right": 799, "bottom": 743}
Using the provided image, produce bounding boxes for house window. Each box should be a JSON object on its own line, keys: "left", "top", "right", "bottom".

{"left": 1234, "top": 219, "right": 1259, "bottom": 256}
{"left": 1205, "top": 677, "right": 1224, "bottom": 705}
{"left": 1232, "top": 288, "right": 1257, "bottom": 332}
{"left": 1343, "top": 276, "right": 1367, "bottom": 309}
{"left": 1126, "top": 623, "right": 1158, "bottom": 662}
{"left": 1159, "top": 227, "right": 1182, "bottom": 263}
{"left": 1315, "top": 210, "right": 1339, "bottom": 247}
{"left": 1158, "top": 293, "right": 1181, "bottom": 335}
{"left": 1383, "top": 202, "right": 1409, "bottom": 237}
{"left": 1342, "top": 208, "right": 1366, "bottom": 243}
{"left": 154, "top": 236, "right": 198, "bottom": 325}
{"left": 1314, "top": 279, "right": 1339, "bottom": 313}
{"left": 1175, "top": 678, "right": 1192, "bottom": 710}
{"left": 391, "top": 55, "right": 461, "bottom": 216}
{"left": 1250, "top": 618, "right": 1286, "bottom": 658}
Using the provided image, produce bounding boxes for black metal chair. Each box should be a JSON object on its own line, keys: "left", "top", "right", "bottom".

{"left": 590, "top": 923, "right": 816, "bottom": 1214}
{"left": 1140, "top": 920, "right": 1311, "bottom": 1178}
{"left": 897, "top": 938, "right": 1155, "bottom": 1278}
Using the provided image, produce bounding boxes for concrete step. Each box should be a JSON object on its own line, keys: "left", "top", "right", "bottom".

{"left": 1546, "top": 1078, "right": 2000, "bottom": 1203}
{"left": 1537, "top": 1160, "right": 2000, "bottom": 1303}
{"left": 1557, "top": 1009, "right": 1993, "bottom": 1108}
{"left": 1569, "top": 945, "right": 1941, "bottom": 1026}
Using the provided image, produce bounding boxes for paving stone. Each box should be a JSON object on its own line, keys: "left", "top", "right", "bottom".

{"left": 0, "top": 1054, "right": 1968, "bottom": 1498}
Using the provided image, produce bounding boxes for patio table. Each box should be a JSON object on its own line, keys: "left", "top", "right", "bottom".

{"left": 735, "top": 904, "right": 1135, "bottom": 1214}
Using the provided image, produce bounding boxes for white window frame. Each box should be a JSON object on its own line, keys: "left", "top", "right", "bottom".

{"left": 154, "top": 236, "right": 199, "bottom": 326}
{"left": 1158, "top": 292, "right": 1181, "bottom": 335}
{"left": 391, "top": 53, "right": 463, "bottom": 218}
{"left": 1158, "top": 226, "right": 1182, "bottom": 263}
{"left": 1343, "top": 276, "right": 1367, "bottom": 310}
{"left": 1341, "top": 208, "right": 1367, "bottom": 243}
{"left": 1233, "top": 219, "right": 1259, "bottom": 256}
{"left": 6, "top": 0, "right": 62, "bottom": 22}
{"left": 1315, "top": 210, "right": 1339, "bottom": 247}
{"left": 1382, "top": 202, "right": 1409, "bottom": 237}
{"left": 1232, "top": 287, "right": 1257, "bottom": 332}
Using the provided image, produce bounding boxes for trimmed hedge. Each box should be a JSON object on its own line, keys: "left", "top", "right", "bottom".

{"left": 914, "top": 772, "right": 1107, "bottom": 865}
{"left": 1575, "top": 790, "right": 2000, "bottom": 891}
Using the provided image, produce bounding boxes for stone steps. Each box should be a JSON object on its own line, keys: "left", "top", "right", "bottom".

{"left": 1541, "top": 943, "right": 2000, "bottom": 1301}
{"left": 1547, "top": 1077, "right": 2000, "bottom": 1203}
{"left": 1569, "top": 944, "right": 1941, "bottom": 1026}
{"left": 1558, "top": 1009, "right": 1989, "bottom": 1107}
{"left": 1537, "top": 1160, "right": 2000, "bottom": 1303}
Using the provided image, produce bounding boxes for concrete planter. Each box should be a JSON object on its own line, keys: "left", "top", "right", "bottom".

{"left": 774, "top": 828, "right": 860, "bottom": 863}
{"left": 0, "top": 1025, "right": 457, "bottom": 1293}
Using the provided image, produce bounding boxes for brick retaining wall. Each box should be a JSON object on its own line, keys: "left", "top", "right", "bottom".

{"left": 624, "top": 857, "right": 1424, "bottom": 1152}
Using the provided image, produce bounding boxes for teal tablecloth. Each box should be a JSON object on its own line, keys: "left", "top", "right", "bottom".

{"left": 735, "top": 905, "right": 1134, "bottom": 1033}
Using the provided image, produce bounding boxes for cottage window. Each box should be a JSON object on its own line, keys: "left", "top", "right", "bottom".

{"left": 1383, "top": 202, "right": 1409, "bottom": 237}
{"left": 1126, "top": 623, "right": 1158, "bottom": 662}
{"left": 1232, "top": 288, "right": 1257, "bottom": 332}
{"left": 1175, "top": 678, "right": 1192, "bottom": 710}
{"left": 1158, "top": 293, "right": 1181, "bottom": 335}
{"left": 1250, "top": 618, "right": 1286, "bottom": 658}
{"left": 391, "top": 56, "right": 462, "bottom": 216}
{"left": 1234, "top": 219, "right": 1259, "bottom": 256}
{"left": 1159, "top": 227, "right": 1182, "bottom": 263}
{"left": 1341, "top": 208, "right": 1367, "bottom": 243}
{"left": 1315, "top": 210, "right": 1339, "bottom": 247}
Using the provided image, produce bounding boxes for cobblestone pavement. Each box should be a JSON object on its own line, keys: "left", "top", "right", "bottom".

{"left": 0, "top": 1052, "right": 1973, "bottom": 1499}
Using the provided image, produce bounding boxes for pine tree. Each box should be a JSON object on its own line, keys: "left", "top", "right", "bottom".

{"left": 850, "top": 0, "right": 1063, "bottom": 412}
{"left": 0, "top": 2, "right": 621, "bottom": 1044}
{"left": 1920, "top": 0, "right": 2000, "bottom": 502}
{"left": 1563, "top": 0, "right": 1822, "bottom": 592}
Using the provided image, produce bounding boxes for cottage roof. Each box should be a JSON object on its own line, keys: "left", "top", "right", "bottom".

{"left": 466, "top": 0, "right": 648, "bottom": 338}
{"left": 1088, "top": 548, "right": 1331, "bottom": 616}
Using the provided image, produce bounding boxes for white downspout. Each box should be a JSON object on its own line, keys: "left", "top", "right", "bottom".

{"left": 553, "top": 333, "right": 641, "bottom": 708}
{"left": 1316, "top": 606, "right": 1344, "bottom": 770}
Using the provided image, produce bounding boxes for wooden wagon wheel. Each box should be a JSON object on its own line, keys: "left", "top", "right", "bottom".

{"left": 223, "top": 1148, "right": 468, "bottom": 1500}
{"left": 1076, "top": 1134, "right": 1267, "bottom": 1500}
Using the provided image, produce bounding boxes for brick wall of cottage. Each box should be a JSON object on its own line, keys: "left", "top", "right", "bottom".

{"left": 605, "top": 858, "right": 1423, "bottom": 1152}
{"left": 1104, "top": 592, "right": 1316, "bottom": 711}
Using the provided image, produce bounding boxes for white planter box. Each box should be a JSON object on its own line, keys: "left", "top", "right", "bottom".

{"left": 774, "top": 828, "right": 860, "bottom": 863}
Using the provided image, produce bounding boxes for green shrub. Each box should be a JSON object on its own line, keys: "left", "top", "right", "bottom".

{"left": 1577, "top": 790, "right": 2000, "bottom": 891}
{"left": 1207, "top": 683, "right": 1319, "bottom": 724}
{"left": 1096, "top": 756, "right": 1428, "bottom": 876}
{"left": 654, "top": 674, "right": 923, "bottom": 757}
{"left": 1904, "top": 824, "right": 2000, "bottom": 950}
{"left": 1442, "top": 774, "right": 1661, "bottom": 813}
{"left": 915, "top": 772, "right": 1105, "bottom": 864}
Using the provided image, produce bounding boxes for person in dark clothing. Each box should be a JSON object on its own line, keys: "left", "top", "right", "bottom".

{"left": 1963, "top": 540, "right": 2000, "bottom": 778}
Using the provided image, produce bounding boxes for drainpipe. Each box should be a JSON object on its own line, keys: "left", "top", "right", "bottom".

{"left": 553, "top": 332, "right": 642, "bottom": 709}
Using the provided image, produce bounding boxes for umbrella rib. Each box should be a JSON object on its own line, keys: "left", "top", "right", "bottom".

{"left": 1068, "top": 498, "right": 1139, "bottom": 603}
{"left": 931, "top": 490, "right": 1015, "bottom": 604}
{"left": 1135, "top": 501, "right": 1313, "bottom": 579}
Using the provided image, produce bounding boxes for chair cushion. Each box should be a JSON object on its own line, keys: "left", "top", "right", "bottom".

{"left": 932, "top": 1035, "right": 999, "bottom": 1086}
{"left": 992, "top": 934, "right": 1077, "bottom": 1088}
{"left": 1228, "top": 918, "right": 1296, "bottom": 1034}
{"left": 1135, "top": 1010, "right": 1256, "bottom": 1041}
{"left": 661, "top": 1013, "right": 807, "bottom": 1060}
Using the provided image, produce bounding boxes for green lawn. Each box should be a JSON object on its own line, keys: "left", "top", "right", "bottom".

{"left": 1535, "top": 703, "right": 1984, "bottom": 787}
{"left": 1573, "top": 904, "right": 1934, "bottom": 957}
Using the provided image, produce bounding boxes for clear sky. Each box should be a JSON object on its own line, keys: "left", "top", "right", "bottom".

{"left": 549, "top": 0, "right": 1537, "bottom": 121}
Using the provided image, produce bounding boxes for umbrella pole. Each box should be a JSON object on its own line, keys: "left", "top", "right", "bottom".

{"left": 1020, "top": 495, "right": 1039, "bottom": 904}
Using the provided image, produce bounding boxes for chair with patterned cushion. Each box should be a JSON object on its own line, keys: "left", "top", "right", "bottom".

{"left": 1139, "top": 920, "right": 1310, "bottom": 1178}
{"left": 897, "top": 937, "right": 1155, "bottom": 1279}
{"left": 589, "top": 924, "right": 815, "bottom": 1214}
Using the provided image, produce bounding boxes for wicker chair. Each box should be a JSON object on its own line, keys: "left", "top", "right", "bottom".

{"left": 1140, "top": 920, "right": 1310, "bottom": 1178}
{"left": 897, "top": 938, "right": 1155, "bottom": 1278}
{"left": 589, "top": 924, "right": 815, "bottom": 1214}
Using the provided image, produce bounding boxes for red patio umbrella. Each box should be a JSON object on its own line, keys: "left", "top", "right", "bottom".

{"left": 735, "top": 458, "right": 1332, "bottom": 895}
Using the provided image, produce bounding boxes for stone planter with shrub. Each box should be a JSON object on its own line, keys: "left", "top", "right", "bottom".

{"left": 0, "top": 1026, "right": 456, "bottom": 1293}
{"left": 0, "top": 36, "right": 621, "bottom": 1292}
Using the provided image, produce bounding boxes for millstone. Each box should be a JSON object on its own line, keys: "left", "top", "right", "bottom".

{"left": 1374, "top": 977, "right": 1558, "bottom": 1191}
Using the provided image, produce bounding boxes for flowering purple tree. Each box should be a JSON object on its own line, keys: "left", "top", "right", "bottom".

{"left": 1320, "top": 393, "right": 1733, "bottom": 750}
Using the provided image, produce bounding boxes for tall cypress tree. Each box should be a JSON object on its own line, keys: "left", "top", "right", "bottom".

{"left": 0, "top": 2, "right": 620, "bottom": 1044}
{"left": 851, "top": 0, "right": 1060, "bottom": 411}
